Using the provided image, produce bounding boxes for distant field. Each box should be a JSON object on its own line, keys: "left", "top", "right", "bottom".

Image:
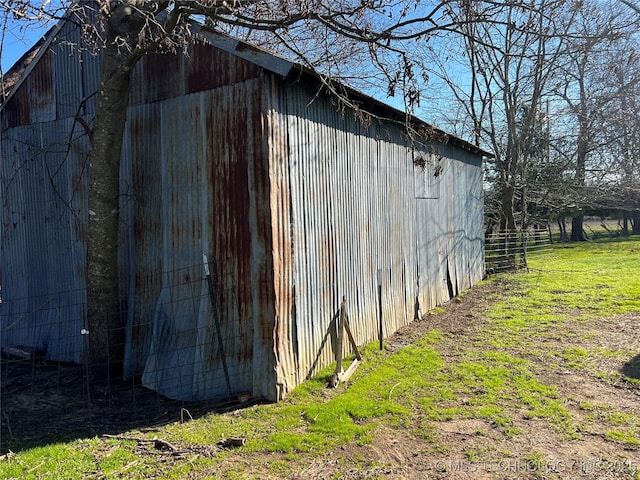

{"left": 549, "top": 216, "right": 632, "bottom": 240}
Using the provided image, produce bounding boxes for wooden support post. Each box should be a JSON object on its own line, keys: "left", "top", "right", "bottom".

{"left": 330, "top": 296, "right": 361, "bottom": 387}
{"left": 336, "top": 297, "right": 345, "bottom": 375}
{"left": 343, "top": 314, "right": 361, "bottom": 361}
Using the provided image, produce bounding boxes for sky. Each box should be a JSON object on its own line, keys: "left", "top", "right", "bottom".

{"left": 1, "top": 16, "right": 51, "bottom": 73}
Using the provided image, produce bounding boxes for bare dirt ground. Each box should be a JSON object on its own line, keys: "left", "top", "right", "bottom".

{"left": 0, "top": 355, "right": 228, "bottom": 453}
{"left": 2, "top": 279, "right": 640, "bottom": 479}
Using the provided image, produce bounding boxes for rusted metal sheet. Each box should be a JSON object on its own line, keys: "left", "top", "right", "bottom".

{"left": 3, "top": 47, "right": 55, "bottom": 128}
{"left": 120, "top": 79, "right": 274, "bottom": 401}
{"left": 194, "top": 25, "right": 294, "bottom": 78}
{"left": 268, "top": 80, "right": 485, "bottom": 393}
{"left": 184, "top": 41, "right": 262, "bottom": 94}
{"left": 53, "top": 17, "right": 87, "bottom": 119}
{"left": 128, "top": 41, "right": 262, "bottom": 107}
{"left": 270, "top": 84, "right": 412, "bottom": 384}
{"left": 414, "top": 144, "right": 485, "bottom": 310}
{"left": 0, "top": 119, "right": 89, "bottom": 362}
{"left": 2, "top": 17, "right": 99, "bottom": 128}
{"left": 128, "top": 53, "right": 184, "bottom": 106}
{"left": 265, "top": 75, "right": 297, "bottom": 397}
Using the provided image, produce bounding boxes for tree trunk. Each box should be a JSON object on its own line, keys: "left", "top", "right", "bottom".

{"left": 499, "top": 183, "right": 517, "bottom": 269}
{"left": 558, "top": 217, "right": 567, "bottom": 242}
{"left": 570, "top": 214, "right": 588, "bottom": 241}
{"left": 570, "top": 60, "right": 589, "bottom": 244}
{"left": 86, "top": 39, "right": 136, "bottom": 378}
{"left": 632, "top": 211, "right": 640, "bottom": 235}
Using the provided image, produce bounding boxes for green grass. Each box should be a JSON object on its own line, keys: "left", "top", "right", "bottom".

{"left": 2, "top": 237, "right": 640, "bottom": 478}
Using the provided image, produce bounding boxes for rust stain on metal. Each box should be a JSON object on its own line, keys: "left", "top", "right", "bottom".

{"left": 1, "top": 22, "right": 486, "bottom": 402}
{"left": 185, "top": 42, "right": 261, "bottom": 94}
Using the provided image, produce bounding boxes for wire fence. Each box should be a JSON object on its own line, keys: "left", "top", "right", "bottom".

{"left": 0, "top": 259, "right": 255, "bottom": 454}
{"left": 485, "top": 229, "right": 554, "bottom": 274}
{"left": 1, "top": 232, "right": 555, "bottom": 452}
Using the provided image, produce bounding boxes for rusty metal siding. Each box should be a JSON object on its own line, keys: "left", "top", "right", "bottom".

{"left": 415, "top": 145, "right": 484, "bottom": 311}
{"left": 120, "top": 78, "right": 273, "bottom": 401}
{"left": 265, "top": 75, "right": 297, "bottom": 396}
{"left": 128, "top": 41, "right": 262, "bottom": 106}
{"left": 0, "top": 119, "right": 89, "bottom": 362}
{"left": 53, "top": 22, "right": 83, "bottom": 119}
{"left": 185, "top": 41, "right": 262, "bottom": 94}
{"left": 267, "top": 81, "right": 485, "bottom": 391}
{"left": 2, "top": 18, "right": 100, "bottom": 129}
{"left": 128, "top": 53, "right": 184, "bottom": 106}
{"left": 53, "top": 18, "right": 90, "bottom": 119}
{"left": 193, "top": 26, "right": 294, "bottom": 78}
{"left": 272, "top": 84, "right": 419, "bottom": 383}
{"left": 3, "top": 48, "right": 55, "bottom": 128}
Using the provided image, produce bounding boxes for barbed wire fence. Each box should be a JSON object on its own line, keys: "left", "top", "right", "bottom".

{"left": 0, "top": 258, "right": 252, "bottom": 453}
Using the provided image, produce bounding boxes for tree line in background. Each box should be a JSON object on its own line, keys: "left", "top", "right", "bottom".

{"left": 0, "top": 0, "right": 638, "bottom": 368}
{"left": 414, "top": 0, "right": 640, "bottom": 258}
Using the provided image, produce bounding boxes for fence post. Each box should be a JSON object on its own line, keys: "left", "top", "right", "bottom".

{"left": 377, "top": 269, "right": 383, "bottom": 350}
{"left": 203, "top": 254, "right": 232, "bottom": 401}
{"left": 336, "top": 298, "right": 345, "bottom": 375}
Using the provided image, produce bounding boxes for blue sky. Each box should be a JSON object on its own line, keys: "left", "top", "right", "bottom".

{"left": 1, "top": 17, "right": 50, "bottom": 72}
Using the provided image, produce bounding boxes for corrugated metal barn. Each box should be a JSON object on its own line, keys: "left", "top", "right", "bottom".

{"left": 1, "top": 15, "right": 487, "bottom": 402}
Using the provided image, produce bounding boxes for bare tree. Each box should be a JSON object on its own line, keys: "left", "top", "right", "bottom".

{"left": 552, "top": 0, "right": 639, "bottom": 241}
{"left": 453, "top": 0, "right": 573, "bottom": 267}
{"left": 424, "top": 0, "right": 639, "bottom": 261}
{"left": 601, "top": 37, "right": 640, "bottom": 233}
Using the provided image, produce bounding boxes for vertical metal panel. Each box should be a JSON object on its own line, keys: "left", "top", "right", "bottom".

{"left": 128, "top": 53, "right": 184, "bottom": 106}
{"left": 265, "top": 76, "right": 297, "bottom": 396}
{"left": 277, "top": 85, "right": 418, "bottom": 382}
{"left": 2, "top": 14, "right": 101, "bottom": 128}
{"left": 270, "top": 81, "right": 485, "bottom": 392}
{"left": 266, "top": 76, "right": 484, "bottom": 399}
{"left": 80, "top": 45, "right": 100, "bottom": 116}
{"left": 246, "top": 76, "right": 279, "bottom": 401}
{"left": 120, "top": 101, "right": 163, "bottom": 380}
{"left": 414, "top": 143, "right": 485, "bottom": 312}
{"left": 53, "top": 19, "right": 85, "bottom": 119}
{"left": 0, "top": 119, "right": 89, "bottom": 362}
{"left": 128, "top": 41, "right": 262, "bottom": 107}
{"left": 122, "top": 79, "right": 270, "bottom": 401}
{"left": 184, "top": 41, "right": 261, "bottom": 94}
{"left": 24, "top": 49, "right": 55, "bottom": 123}
{"left": 284, "top": 87, "right": 339, "bottom": 381}
{"left": 3, "top": 49, "right": 55, "bottom": 128}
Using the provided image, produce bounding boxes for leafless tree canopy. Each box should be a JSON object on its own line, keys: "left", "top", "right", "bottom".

{"left": 413, "top": 0, "right": 640, "bottom": 248}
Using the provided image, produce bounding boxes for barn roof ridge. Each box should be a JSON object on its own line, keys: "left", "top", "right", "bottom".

{"left": 193, "top": 24, "right": 492, "bottom": 158}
